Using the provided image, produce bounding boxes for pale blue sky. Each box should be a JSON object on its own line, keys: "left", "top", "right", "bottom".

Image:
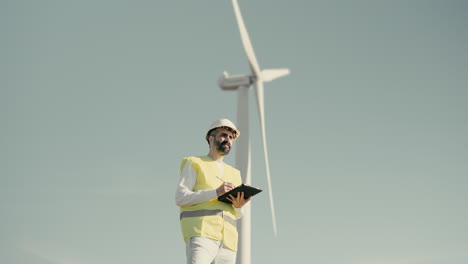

{"left": 3, "top": 0, "right": 468, "bottom": 263}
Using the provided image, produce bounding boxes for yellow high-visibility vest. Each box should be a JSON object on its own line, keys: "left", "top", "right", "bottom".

{"left": 179, "top": 156, "right": 242, "bottom": 252}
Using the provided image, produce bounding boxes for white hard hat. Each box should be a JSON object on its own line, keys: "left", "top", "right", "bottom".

{"left": 206, "top": 118, "right": 240, "bottom": 141}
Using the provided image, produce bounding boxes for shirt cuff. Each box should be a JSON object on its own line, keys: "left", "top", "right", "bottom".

{"left": 207, "top": 189, "right": 218, "bottom": 200}
{"left": 234, "top": 206, "right": 244, "bottom": 219}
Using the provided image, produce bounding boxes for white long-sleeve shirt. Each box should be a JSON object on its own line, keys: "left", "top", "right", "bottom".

{"left": 175, "top": 160, "right": 244, "bottom": 219}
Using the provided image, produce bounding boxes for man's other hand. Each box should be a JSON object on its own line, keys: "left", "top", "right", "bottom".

{"left": 227, "top": 192, "right": 252, "bottom": 208}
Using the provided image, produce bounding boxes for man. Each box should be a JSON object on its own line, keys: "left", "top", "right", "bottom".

{"left": 175, "top": 118, "right": 252, "bottom": 264}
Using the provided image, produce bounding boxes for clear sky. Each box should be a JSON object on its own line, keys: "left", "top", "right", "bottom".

{"left": 3, "top": 0, "right": 468, "bottom": 263}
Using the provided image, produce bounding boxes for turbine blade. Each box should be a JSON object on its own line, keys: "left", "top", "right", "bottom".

{"left": 231, "top": 0, "right": 261, "bottom": 76}
{"left": 261, "top": 68, "right": 291, "bottom": 83}
{"left": 254, "top": 79, "right": 278, "bottom": 236}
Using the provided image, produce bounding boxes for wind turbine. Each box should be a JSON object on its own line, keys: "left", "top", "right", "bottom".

{"left": 217, "top": 0, "right": 290, "bottom": 263}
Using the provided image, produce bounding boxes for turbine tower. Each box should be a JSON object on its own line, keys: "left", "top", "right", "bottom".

{"left": 217, "top": 1, "right": 290, "bottom": 263}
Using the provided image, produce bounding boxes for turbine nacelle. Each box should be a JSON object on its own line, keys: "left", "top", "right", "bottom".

{"left": 218, "top": 68, "right": 290, "bottom": 90}
{"left": 218, "top": 71, "right": 253, "bottom": 90}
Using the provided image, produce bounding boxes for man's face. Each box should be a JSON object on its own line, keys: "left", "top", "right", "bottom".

{"left": 212, "top": 128, "right": 234, "bottom": 156}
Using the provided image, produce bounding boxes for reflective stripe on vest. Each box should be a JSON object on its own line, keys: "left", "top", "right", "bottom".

{"left": 180, "top": 209, "right": 237, "bottom": 227}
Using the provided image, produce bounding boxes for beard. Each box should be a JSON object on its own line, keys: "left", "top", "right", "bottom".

{"left": 214, "top": 139, "right": 231, "bottom": 155}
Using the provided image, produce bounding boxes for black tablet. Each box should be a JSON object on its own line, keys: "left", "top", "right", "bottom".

{"left": 218, "top": 184, "right": 263, "bottom": 204}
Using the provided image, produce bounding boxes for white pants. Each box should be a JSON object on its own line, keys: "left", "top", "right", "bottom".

{"left": 186, "top": 236, "right": 237, "bottom": 264}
